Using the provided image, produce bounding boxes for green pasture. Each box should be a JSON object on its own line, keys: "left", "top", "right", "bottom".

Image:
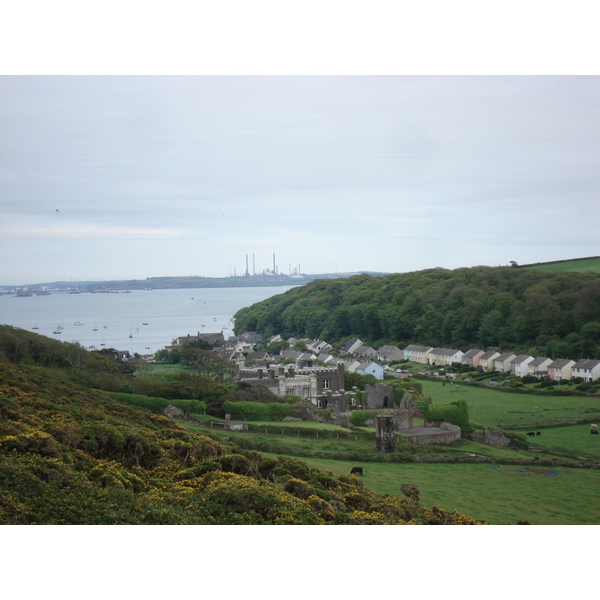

{"left": 292, "top": 457, "right": 600, "bottom": 525}
{"left": 523, "top": 423, "right": 600, "bottom": 460}
{"left": 247, "top": 420, "right": 350, "bottom": 431}
{"left": 524, "top": 257, "right": 600, "bottom": 273}
{"left": 418, "top": 379, "right": 600, "bottom": 429}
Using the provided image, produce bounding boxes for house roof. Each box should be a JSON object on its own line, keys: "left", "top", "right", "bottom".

{"left": 511, "top": 354, "right": 533, "bottom": 365}
{"left": 340, "top": 337, "right": 362, "bottom": 352}
{"left": 495, "top": 353, "right": 516, "bottom": 361}
{"left": 548, "top": 358, "right": 575, "bottom": 368}
{"left": 463, "top": 349, "right": 483, "bottom": 358}
{"left": 529, "top": 356, "right": 551, "bottom": 367}
{"left": 431, "top": 348, "right": 462, "bottom": 356}
{"left": 479, "top": 350, "right": 499, "bottom": 360}
{"left": 573, "top": 359, "right": 600, "bottom": 369}
{"left": 404, "top": 345, "right": 433, "bottom": 353}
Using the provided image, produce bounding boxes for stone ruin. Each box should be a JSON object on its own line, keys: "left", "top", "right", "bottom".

{"left": 376, "top": 415, "right": 396, "bottom": 452}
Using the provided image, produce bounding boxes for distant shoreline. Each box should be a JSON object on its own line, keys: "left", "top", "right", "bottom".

{"left": 1, "top": 272, "right": 388, "bottom": 293}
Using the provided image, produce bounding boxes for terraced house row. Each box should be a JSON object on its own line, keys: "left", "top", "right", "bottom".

{"left": 402, "top": 344, "right": 600, "bottom": 382}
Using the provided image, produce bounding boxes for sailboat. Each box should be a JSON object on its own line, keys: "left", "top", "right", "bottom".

{"left": 93, "top": 321, "right": 98, "bottom": 331}
{"left": 129, "top": 326, "right": 133, "bottom": 339}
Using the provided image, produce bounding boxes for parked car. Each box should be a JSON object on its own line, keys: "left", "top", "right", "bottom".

{"left": 463, "top": 378, "right": 471, "bottom": 382}
{"left": 489, "top": 381, "right": 499, "bottom": 387}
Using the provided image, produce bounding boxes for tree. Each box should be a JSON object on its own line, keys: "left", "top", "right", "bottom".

{"left": 183, "top": 347, "right": 229, "bottom": 378}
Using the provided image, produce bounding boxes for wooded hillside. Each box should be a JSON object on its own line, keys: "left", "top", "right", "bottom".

{"left": 233, "top": 267, "right": 600, "bottom": 359}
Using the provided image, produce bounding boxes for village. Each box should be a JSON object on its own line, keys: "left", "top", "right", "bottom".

{"left": 159, "top": 330, "right": 600, "bottom": 448}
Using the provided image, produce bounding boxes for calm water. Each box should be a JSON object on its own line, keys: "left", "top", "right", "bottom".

{"left": 0, "top": 286, "right": 296, "bottom": 355}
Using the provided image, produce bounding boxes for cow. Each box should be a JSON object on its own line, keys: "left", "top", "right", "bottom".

{"left": 526, "top": 432, "right": 535, "bottom": 437}
{"left": 536, "top": 431, "right": 541, "bottom": 436}
{"left": 591, "top": 424, "right": 598, "bottom": 430}
{"left": 591, "top": 430, "right": 599, "bottom": 436}
{"left": 350, "top": 467, "right": 364, "bottom": 476}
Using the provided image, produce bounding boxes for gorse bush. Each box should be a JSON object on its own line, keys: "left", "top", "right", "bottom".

{"left": 0, "top": 359, "right": 487, "bottom": 524}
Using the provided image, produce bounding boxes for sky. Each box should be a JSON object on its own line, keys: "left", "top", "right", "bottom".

{"left": 1, "top": 74, "right": 599, "bottom": 286}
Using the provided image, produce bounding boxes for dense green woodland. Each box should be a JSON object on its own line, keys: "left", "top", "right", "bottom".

{"left": 0, "top": 326, "right": 481, "bottom": 524}
{"left": 233, "top": 267, "right": 600, "bottom": 359}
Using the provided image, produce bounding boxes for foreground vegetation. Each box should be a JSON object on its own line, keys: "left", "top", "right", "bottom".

{"left": 3, "top": 321, "right": 600, "bottom": 524}
{"left": 0, "top": 352, "right": 484, "bottom": 524}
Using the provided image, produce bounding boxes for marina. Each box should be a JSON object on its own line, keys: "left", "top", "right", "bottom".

{"left": 0, "top": 286, "right": 296, "bottom": 355}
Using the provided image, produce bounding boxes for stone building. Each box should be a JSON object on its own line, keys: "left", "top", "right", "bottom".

{"left": 234, "top": 362, "right": 347, "bottom": 409}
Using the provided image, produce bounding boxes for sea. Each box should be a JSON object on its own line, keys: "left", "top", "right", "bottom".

{"left": 0, "top": 286, "right": 297, "bottom": 355}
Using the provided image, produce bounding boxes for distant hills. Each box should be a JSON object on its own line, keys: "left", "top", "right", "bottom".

{"left": 2, "top": 272, "right": 389, "bottom": 292}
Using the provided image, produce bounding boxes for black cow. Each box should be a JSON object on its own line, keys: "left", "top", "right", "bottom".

{"left": 350, "top": 467, "right": 364, "bottom": 476}
{"left": 536, "top": 431, "right": 541, "bottom": 436}
{"left": 592, "top": 430, "right": 599, "bottom": 436}
{"left": 526, "top": 432, "right": 535, "bottom": 437}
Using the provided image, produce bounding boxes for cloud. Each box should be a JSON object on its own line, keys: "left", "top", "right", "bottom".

{"left": 0, "top": 223, "right": 179, "bottom": 239}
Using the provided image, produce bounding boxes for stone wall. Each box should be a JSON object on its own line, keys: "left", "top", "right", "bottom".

{"left": 483, "top": 427, "right": 511, "bottom": 446}
{"left": 364, "top": 384, "right": 394, "bottom": 409}
{"left": 407, "top": 422, "right": 461, "bottom": 445}
{"left": 376, "top": 415, "right": 396, "bottom": 452}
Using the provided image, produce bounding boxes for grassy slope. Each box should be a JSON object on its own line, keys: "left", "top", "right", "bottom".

{"left": 523, "top": 257, "right": 600, "bottom": 273}
{"left": 292, "top": 458, "right": 600, "bottom": 525}
{"left": 418, "top": 379, "right": 600, "bottom": 430}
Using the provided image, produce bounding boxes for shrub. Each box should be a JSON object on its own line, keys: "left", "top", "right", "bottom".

{"left": 348, "top": 410, "right": 373, "bottom": 427}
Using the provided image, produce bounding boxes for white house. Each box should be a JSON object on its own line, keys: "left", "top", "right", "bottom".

{"left": 527, "top": 356, "right": 553, "bottom": 378}
{"left": 571, "top": 359, "right": 600, "bottom": 382}
{"left": 511, "top": 354, "right": 535, "bottom": 377}
{"left": 428, "top": 348, "right": 464, "bottom": 366}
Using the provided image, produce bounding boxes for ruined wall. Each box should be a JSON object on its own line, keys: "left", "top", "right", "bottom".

{"left": 407, "top": 423, "right": 461, "bottom": 445}
{"left": 376, "top": 415, "right": 396, "bottom": 452}
{"left": 364, "top": 384, "right": 394, "bottom": 410}
{"left": 393, "top": 410, "right": 412, "bottom": 430}
{"left": 483, "top": 427, "right": 511, "bottom": 446}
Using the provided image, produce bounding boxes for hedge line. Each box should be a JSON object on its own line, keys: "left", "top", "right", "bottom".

{"left": 102, "top": 391, "right": 206, "bottom": 416}
{"left": 222, "top": 400, "right": 291, "bottom": 422}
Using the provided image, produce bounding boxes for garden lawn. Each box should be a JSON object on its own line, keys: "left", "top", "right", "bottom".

{"left": 293, "top": 458, "right": 600, "bottom": 525}
{"left": 418, "top": 379, "right": 600, "bottom": 429}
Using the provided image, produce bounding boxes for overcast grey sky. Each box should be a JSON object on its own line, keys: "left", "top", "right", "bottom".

{"left": 1, "top": 75, "right": 598, "bottom": 285}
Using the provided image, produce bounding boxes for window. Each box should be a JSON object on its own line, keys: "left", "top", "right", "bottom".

{"left": 323, "top": 379, "right": 330, "bottom": 389}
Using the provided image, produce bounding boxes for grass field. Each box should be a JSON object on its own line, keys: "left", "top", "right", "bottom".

{"left": 418, "top": 379, "right": 600, "bottom": 429}
{"left": 523, "top": 257, "right": 600, "bottom": 273}
{"left": 181, "top": 412, "right": 600, "bottom": 524}
{"left": 290, "top": 457, "right": 600, "bottom": 525}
